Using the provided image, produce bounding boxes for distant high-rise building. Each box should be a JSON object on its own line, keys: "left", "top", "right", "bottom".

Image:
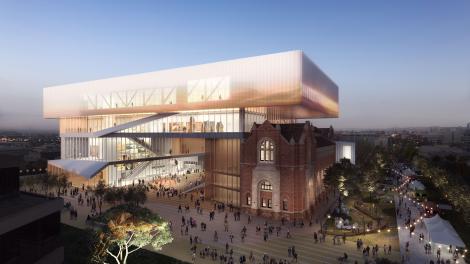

{"left": 336, "top": 131, "right": 388, "bottom": 147}
{"left": 463, "top": 124, "right": 470, "bottom": 150}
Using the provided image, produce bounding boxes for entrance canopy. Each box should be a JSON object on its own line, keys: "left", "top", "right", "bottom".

{"left": 48, "top": 159, "right": 108, "bottom": 179}
{"left": 423, "top": 214, "right": 465, "bottom": 248}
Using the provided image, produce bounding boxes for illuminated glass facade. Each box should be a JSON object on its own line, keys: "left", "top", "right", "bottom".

{"left": 44, "top": 50, "right": 339, "bottom": 207}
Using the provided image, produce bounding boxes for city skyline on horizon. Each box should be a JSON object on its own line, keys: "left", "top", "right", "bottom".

{"left": 1, "top": 1, "right": 469, "bottom": 131}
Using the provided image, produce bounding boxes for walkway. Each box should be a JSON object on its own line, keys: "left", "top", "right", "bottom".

{"left": 394, "top": 193, "right": 465, "bottom": 263}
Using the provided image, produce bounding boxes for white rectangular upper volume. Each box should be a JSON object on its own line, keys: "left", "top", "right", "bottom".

{"left": 43, "top": 50, "right": 339, "bottom": 119}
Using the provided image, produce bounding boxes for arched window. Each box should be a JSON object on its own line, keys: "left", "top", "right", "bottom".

{"left": 260, "top": 181, "right": 273, "bottom": 191}
{"left": 259, "top": 139, "right": 274, "bottom": 162}
{"left": 246, "top": 194, "right": 251, "bottom": 205}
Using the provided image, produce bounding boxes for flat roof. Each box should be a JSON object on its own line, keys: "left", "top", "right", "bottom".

{"left": 0, "top": 193, "right": 63, "bottom": 235}
{"left": 44, "top": 50, "right": 338, "bottom": 119}
{"left": 0, "top": 193, "right": 49, "bottom": 218}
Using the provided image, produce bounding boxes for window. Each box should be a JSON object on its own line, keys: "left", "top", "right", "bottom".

{"left": 260, "top": 181, "right": 273, "bottom": 191}
{"left": 342, "top": 145, "right": 352, "bottom": 160}
{"left": 187, "top": 76, "right": 230, "bottom": 103}
{"left": 282, "top": 199, "right": 288, "bottom": 211}
{"left": 261, "top": 198, "right": 267, "bottom": 208}
{"left": 259, "top": 139, "right": 274, "bottom": 162}
{"left": 246, "top": 194, "right": 251, "bottom": 205}
{"left": 268, "top": 199, "right": 272, "bottom": 208}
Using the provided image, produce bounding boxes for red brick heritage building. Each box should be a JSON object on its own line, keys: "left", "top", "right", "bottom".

{"left": 240, "top": 121, "right": 335, "bottom": 220}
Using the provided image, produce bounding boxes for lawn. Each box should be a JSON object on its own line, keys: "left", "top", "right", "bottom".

{"left": 60, "top": 224, "right": 188, "bottom": 264}
{"left": 325, "top": 195, "right": 397, "bottom": 236}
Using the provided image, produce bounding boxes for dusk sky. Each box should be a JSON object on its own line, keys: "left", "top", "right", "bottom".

{"left": 0, "top": 0, "right": 469, "bottom": 131}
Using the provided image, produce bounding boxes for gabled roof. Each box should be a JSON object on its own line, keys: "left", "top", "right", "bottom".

{"left": 314, "top": 127, "right": 333, "bottom": 138}
{"left": 279, "top": 123, "right": 306, "bottom": 143}
{"left": 315, "top": 135, "right": 335, "bottom": 147}
{"left": 251, "top": 121, "right": 335, "bottom": 146}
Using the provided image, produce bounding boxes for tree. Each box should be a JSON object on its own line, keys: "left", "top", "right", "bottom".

{"left": 41, "top": 173, "right": 58, "bottom": 196}
{"left": 324, "top": 164, "right": 342, "bottom": 192}
{"left": 20, "top": 175, "right": 36, "bottom": 191}
{"left": 103, "top": 188, "right": 118, "bottom": 205}
{"left": 115, "top": 188, "right": 125, "bottom": 204}
{"left": 58, "top": 173, "right": 69, "bottom": 195}
{"left": 92, "top": 207, "right": 173, "bottom": 264}
{"left": 413, "top": 155, "right": 470, "bottom": 224}
{"left": 104, "top": 188, "right": 119, "bottom": 206}
{"left": 123, "top": 186, "right": 147, "bottom": 206}
{"left": 362, "top": 166, "right": 379, "bottom": 203}
{"left": 95, "top": 180, "right": 106, "bottom": 214}
{"left": 134, "top": 186, "right": 147, "bottom": 205}
{"left": 324, "top": 160, "right": 359, "bottom": 210}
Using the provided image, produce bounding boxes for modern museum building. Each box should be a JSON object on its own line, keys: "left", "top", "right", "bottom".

{"left": 44, "top": 50, "right": 339, "bottom": 219}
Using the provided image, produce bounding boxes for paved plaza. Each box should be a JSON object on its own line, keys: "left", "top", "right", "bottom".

{"left": 59, "top": 185, "right": 402, "bottom": 264}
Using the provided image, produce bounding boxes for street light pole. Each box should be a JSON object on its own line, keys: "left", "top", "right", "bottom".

{"left": 362, "top": 215, "right": 365, "bottom": 235}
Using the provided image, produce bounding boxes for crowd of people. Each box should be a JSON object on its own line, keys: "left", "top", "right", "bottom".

{"left": 22, "top": 172, "right": 406, "bottom": 264}
{"left": 396, "top": 178, "right": 465, "bottom": 264}
{"left": 167, "top": 190, "right": 389, "bottom": 264}
{"left": 63, "top": 184, "right": 103, "bottom": 221}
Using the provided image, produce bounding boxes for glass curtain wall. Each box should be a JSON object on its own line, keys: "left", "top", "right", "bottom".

{"left": 117, "top": 109, "right": 240, "bottom": 134}
{"left": 59, "top": 114, "right": 151, "bottom": 134}
{"left": 104, "top": 156, "right": 203, "bottom": 186}
{"left": 60, "top": 108, "right": 291, "bottom": 136}
{"left": 62, "top": 136, "right": 155, "bottom": 161}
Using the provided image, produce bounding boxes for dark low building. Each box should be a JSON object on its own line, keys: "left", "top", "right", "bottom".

{"left": 0, "top": 167, "right": 63, "bottom": 264}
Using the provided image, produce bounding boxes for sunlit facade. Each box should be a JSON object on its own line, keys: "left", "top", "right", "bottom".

{"left": 44, "top": 50, "right": 339, "bottom": 207}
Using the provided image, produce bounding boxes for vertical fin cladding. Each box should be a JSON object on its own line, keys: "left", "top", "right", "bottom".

{"left": 43, "top": 51, "right": 338, "bottom": 119}
{"left": 301, "top": 52, "right": 339, "bottom": 118}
